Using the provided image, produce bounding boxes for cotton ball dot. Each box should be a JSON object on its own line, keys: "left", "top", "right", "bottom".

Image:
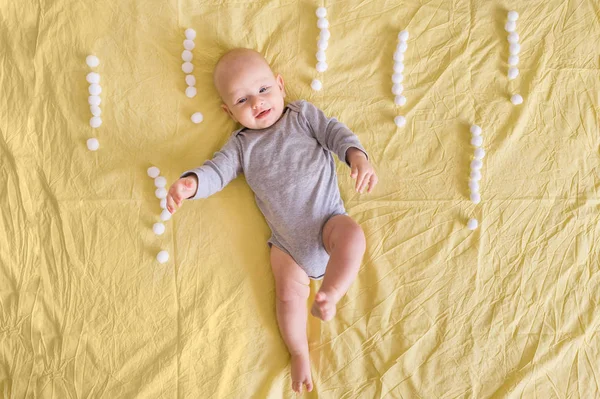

{"left": 185, "top": 28, "right": 196, "bottom": 40}
{"left": 147, "top": 166, "right": 160, "bottom": 178}
{"left": 156, "top": 250, "right": 169, "bottom": 264}
{"left": 508, "top": 55, "right": 519, "bottom": 66}
{"left": 89, "top": 116, "right": 102, "bottom": 128}
{"left": 471, "top": 159, "right": 483, "bottom": 170}
{"left": 508, "top": 67, "right": 519, "bottom": 80}
{"left": 319, "top": 29, "right": 330, "bottom": 41}
{"left": 317, "top": 18, "right": 329, "bottom": 30}
{"left": 316, "top": 61, "right": 328, "bottom": 72}
{"left": 316, "top": 50, "right": 326, "bottom": 62}
{"left": 467, "top": 218, "right": 479, "bottom": 230}
{"left": 86, "top": 138, "right": 99, "bottom": 151}
{"left": 191, "top": 112, "right": 204, "bottom": 124}
{"left": 505, "top": 21, "right": 516, "bottom": 33}
{"left": 470, "top": 125, "right": 482, "bottom": 136}
{"left": 155, "top": 176, "right": 167, "bottom": 188}
{"left": 182, "top": 62, "right": 194, "bottom": 74}
{"left": 468, "top": 179, "right": 480, "bottom": 192}
{"left": 393, "top": 51, "right": 404, "bottom": 62}
{"left": 311, "top": 79, "right": 322, "bottom": 91}
{"left": 471, "top": 136, "right": 483, "bottom": 147}
{"left": 393, "top": 62, "right": 405, "bottom": 73}
{"left": 155, "top": 187, "right": 167, "bottom": 199}
{"left": 160, "top": 209, "right": 172, "bottom": 221}
{"left": 470, "top": 170, "right": 482, "bottom": 180}
{"left": 183, "top": 39, "right": 195, "bottom": 50}
{"left": 88, "top": 95, "right": 101, "bottom": 106}
{"left": 474, "top": 148, "right": 486, "bottom": 160}
{"left": 511, "top": 94, "right": 523, "bottom": 105}
{"left": 508, "top": 32, "right": 519, "bottom": 44}
{"left": 88, "top": 84, "right": 101, "bottom": 95}
{"left": 153, "top": 223, "right": 166, "bottom": 236}
{"left": 470, "top": 192, "right": 481, "bottom": 204}
{"left": 317, "top": 39, "right": 328, "bottom": 50}
{"left": 397, "top": 41, "right": 408, "bottom": 53}
{"left": 392, "top": 83, "right": 404, "bottom": 95}
{"left": 510, "top": 43, "right": 521, "bottom": 55}
{"left": 86, "top": 72, "right": 100, "bottom": 84}
{"left": 394, "top": 95, "right": 407, "bottom": 106}
{"left": 182, "top": 50, "right": 193, "bottom": 62}
{"left": 392, "top": 73, "right": 404, "bottom": 83}
{"left": 185, "top": 74, "right": 196, "bottom": 86}
{"left": 90, "top": 105, "right": 101, "bottom": 116}
{"left": 185, "top": 86, "right": 197, "bottom": 98}
{"left": 86, "top": 55, "right": 99, "bottom": 68}
{"left": 316, "top": 7, "right": 327, "bottom": 18}
{"left": 394, "top": 116, "right": 406, "bottom": 127}
{"left": 507, "top": 10, "right": 519, "bottom": 21}
{"left": 398, "top": 30, "right": 409, "bottom": 41}
{"left": 160, "top": 198, "right": 167, "bottom": 209}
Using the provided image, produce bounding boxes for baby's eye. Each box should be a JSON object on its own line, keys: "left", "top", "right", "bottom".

{"left": 259, "top": 86, "right": 269, "bottom": 93}
{"left": 237, "top": 98, "right": 247, "bottom": 104}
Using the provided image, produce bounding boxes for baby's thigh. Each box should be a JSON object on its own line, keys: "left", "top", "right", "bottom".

{"left": 270, "top": 246, "right": 310, "bottom": 302}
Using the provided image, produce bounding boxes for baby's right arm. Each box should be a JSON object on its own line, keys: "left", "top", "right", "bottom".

{"left": 166, "top": 175, "right": 198, "bottom": 214}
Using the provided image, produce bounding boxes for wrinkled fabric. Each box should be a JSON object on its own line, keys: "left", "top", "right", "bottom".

{"left": 1, "top": 0, "right": 599, "bottom": 398}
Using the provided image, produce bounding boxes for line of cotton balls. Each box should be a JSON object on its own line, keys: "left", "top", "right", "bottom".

{"left": 393, "top": 30, "right": 409, "bottom": 128}
{"left": 505, "top": 11, "right": 524, "bottom": 106}
{"left": 86, "top": 55, "right": 102, "bottom": 151}
{"left": 311, "top": 7, "right": 329, "bottom": 91}
{"left": 182, "top": 28, "right": 197, "bottom": 99}
{"left": 467, "top": 125, "right": 485, "bottom": 230}
{"left": 148, "top": 166, "right": 171, "bottom": 263}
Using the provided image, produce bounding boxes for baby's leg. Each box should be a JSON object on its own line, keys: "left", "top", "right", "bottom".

{"left": 311, "top": 215, "right": 366, "bottom": 321}
{"left": 270, "top": 246, "right": 313, "bottom": 394}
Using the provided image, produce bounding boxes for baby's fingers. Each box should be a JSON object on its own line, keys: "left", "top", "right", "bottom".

{"left": 367, "top": 174, "right": 379, "bottom": 193}
{"left": 358, "top": 172, "right": 372, "bottom": 193}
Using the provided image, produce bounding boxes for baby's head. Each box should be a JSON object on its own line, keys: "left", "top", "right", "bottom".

{"left": 214, "top": 48, "right": 286, "bottom": 130}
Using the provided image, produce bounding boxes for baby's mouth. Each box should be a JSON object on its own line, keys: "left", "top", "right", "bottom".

{"left": 256, "top": 109, "right": 271, "bottom": 119}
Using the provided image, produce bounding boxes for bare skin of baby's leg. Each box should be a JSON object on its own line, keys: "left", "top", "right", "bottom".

{"left": 311, "top": 215, "right": 366, "bottom": 321}
{"left": 270, "top": 246, "right": 313, "bottom": 394}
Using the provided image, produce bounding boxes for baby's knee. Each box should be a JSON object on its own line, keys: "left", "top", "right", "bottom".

{"left": 346, "top": 223, "right": 366, "bottom": 254}
{"left": 276, "top": 278, "right": 310, "bottom": 303}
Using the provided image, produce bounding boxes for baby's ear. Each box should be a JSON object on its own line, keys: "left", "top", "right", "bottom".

{"left": 276, "top": 74, "right": 286, "bottom": 97}
{"left": 221, "top": 104, "right": 237, "bottom": 121}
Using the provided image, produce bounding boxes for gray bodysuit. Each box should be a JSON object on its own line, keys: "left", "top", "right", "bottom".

{"left": 181, "top": 100, "right": 368, "bottom": 279}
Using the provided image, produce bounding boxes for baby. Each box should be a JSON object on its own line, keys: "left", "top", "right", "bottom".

{"left": 166, "top": 48, "right": 378, "bottom": 394}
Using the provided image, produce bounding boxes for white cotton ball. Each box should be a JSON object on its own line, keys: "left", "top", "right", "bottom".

{"left": 88, "top": 84, "right": 102, "bottom": 95}
{"left": 86, "top": 55, "right": 99, "bottom": 68}
{"left": 155, "top": 176, "right": 167, "bottom": 188}
{"left": 86, "top": 72, "right": 100, "bottom": 84}
{"left": 468, "top": 179, "right": 480, "bottom": 192}
{"left": 153, "top": 222, "right": 166, "bottom": 235}
{"left": 317, "top": 18, "right": 329, "bottom": 30}
{"left": 511, "top": 94, "right": 523, "bottom": 105}
{"left": 394, "top": 115, "right": 406, "bottom": 127}
{"left": 507, "top": 10, "right": 519, "bottom": 21}
{"left": 191, "top": 112, "right": 204, "bottom": 124}
{"left": 392, "top": 73, "right": 404, "bottom": 83}
{"left": 471, "top": 159, "right": 483, "bottom": 170}
{"left": 316, "top": 7, "right": 327, "bottom": 18}
{"left": 393, "top": 62, "right": 405, "bottom": 73}
{"left": 470, "top": 170, "right": 482, "bottom": 180}
{"left": 160, "top": 209, "right": 172, "bottom": 221}
{"left": 470, "top": 192, "right": 481, "bottom": 204}
{"left": 319, "top": 29, "right": 330, "bottom": 41}
{"left": 89, "top": 116, "right": 102, "bottom": 128}
{"left": 508, "top": 32, "right": 519, "bottom": 43}
{"left": 505, "top": 21, "right": 516, "bottom": 33}
{"left": 316, "top": 49, "right": 326, "bottom": 62}
{"left": 394, "top": 95, "right": 407, "bottom": 106}
{"left": 185, "top": 74, "right": 196, "bottom": 86}
{"left": 317, "top": 39, "right": 328, "bottom": 50}
{"left": 147, "top": 166, "right": 160, "bottom": 178}
{"left": 183, "top": 39, "right": 195, "bottom": 50}
{"left": 471, "top": 136, "right": 483, "bottom": 147}
{"left": 393, "top": 51, "right": 404, "bottom": 62}
{"left": 155, "top": 187, "right": 167, "bottom": 199}
{"left": 392, "top": 83, "right": 404, "bottom": 95}
{"left": 311, "top": 79, "right": 323, "bottom": 91}
{"left": 508, "top": 67, "right": 519, "bottom": 80}
{"left": 160, "top": 198, "right": 167, "bottom": 209}
{"left": 474, "top": 148, "right": 486, "bottom": 160}
{"left": 467, "top": 218, "right": 479, "bottom": 230}
{"left": 88, "top": 95, "right": 101, "bottom": 106}
{"left": 316, "top": 61, "right": 328, "bottom": 72}
{"left": 156, "top": 250, "right": 169, "bottom": 264}
{"left": 182, "top": 62, "right": 194, "bottom": 74}
{"left": 398, "top": 30, "right": 409, "bottom": 41}
{"left": 185, "top": 86, "right": 197, "bottom": 98}
{"left": 86, "top": 138, "right": 99, "bottom": 151}
{"left": 90, "top": 105, "right": 101, "bottom": 116}
{"left": 508, "top": 55, "right": 519, "bottom": 66}
{"left": 185, "top": 28, "right": 196, "bottom": 40}
{"left": 509, "top": 43, "right": 521, "bottom": 55}
{"left": 470, "top": 125, "right": 482, "bottom": 136}
{"left": 397, "top": 41, "right": 408, "bottom": 53}
{"left": 182, "top": 50, "right": 193, "bottom": 62}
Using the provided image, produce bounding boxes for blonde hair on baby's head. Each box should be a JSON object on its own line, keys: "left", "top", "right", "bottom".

{"left": 213, "top": 48, "right": 273, "bottom": 99}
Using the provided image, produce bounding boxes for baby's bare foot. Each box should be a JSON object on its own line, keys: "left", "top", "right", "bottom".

{"left": 311, "top": 289, "right": 340, "bottom": 321}
{"left": 291, "top": 353, "right": 313, "bottom": 394}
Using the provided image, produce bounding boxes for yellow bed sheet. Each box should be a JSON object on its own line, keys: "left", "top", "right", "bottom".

{"left": 1, "top": 0, "right": 600, "bottom": 397}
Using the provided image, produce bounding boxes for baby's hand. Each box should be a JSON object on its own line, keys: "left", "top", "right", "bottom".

{"left": 166, "top": 175, "right": 198, "bottom": 214}
{"left": 348, "top": 148, "right": 378, "bottom": 194}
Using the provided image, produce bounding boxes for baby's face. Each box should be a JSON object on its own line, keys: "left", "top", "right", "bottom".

{"left": 216, "top": 54, "right": 286, "bottom": 130}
